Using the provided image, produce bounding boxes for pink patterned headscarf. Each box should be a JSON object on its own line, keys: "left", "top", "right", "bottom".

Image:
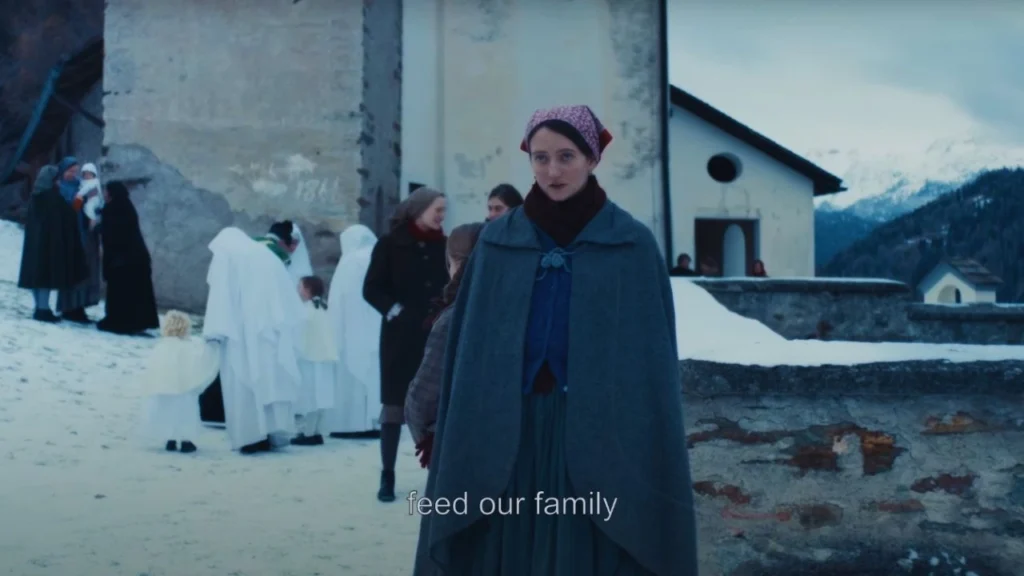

{"left": 520, "top": 105, "right": 614, "bottom": 162}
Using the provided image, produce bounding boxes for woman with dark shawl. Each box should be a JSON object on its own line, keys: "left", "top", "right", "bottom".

{"left": 412, "top": 106, "right": 698, "bottom": 575}
{"left": 362, "top": 187, "right": 449, "bottom": 502}
{"left": 96, "top": 181, "right": 159, "bottom": 335}
{"left": 17, "top": 165, "right": 88, "bottom": 322}
{"left": 54, "top": 156, "right": 102, "bottom": 322}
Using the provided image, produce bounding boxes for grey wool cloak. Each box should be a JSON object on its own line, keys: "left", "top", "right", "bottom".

{"left": 17, "top": 167, "right": 88, "bottom": 291}
{"left": 413, "top": 202, "right": 699, "bottom": 575}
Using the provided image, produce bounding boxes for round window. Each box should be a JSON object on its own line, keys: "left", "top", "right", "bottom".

{"left": 707, "top": 154, "right": 741, "bottom": 183}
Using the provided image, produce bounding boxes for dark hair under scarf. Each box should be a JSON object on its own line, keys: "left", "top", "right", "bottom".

{"left": 519, "top": 104, "right": 614, "bottom": 247}
{"left": 520, "top": 104, "right": 613, "bottom": 161}
{"left": 389, "top": 187, "right": 444, "bottom": 231}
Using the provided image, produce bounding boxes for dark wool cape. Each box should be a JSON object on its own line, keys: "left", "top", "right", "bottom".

{"left": 17, "top": 183, "right": 88, "bottom": 290}
{"left": 98, "top": 189, "right": 159, "bottom": 334}
{"left": 413, "top": 202, "right": 699, "bottom": 575}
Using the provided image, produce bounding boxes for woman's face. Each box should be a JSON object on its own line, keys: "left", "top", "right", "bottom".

{"left": 417, "top": 196, "right": 447, "bottom": 231}
{"left": 297, "top": 281, "right": 312, "bottom": 302}
{"left": 63, "top": 164, "right": 79, "bottom": 181}
{"left": 82, "top": 171, "right": 96, "bottom": 181}
{"left": 486, "top": 197, "right": 509, "bottom": 220}
{"left": 528, "top": 127, "right": 596, "bottom": 201}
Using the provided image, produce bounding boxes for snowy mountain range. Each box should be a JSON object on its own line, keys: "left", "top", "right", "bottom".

{"left": 812, "top": 137, "right": 1024, "bottom": 222}
{"left": 812, "top": 137, "right": 1024, "bottom": 268}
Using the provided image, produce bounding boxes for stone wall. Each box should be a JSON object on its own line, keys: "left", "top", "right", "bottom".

{"left": 694, "top": 278, "right": 1024, "bottom": 344}
{"left": 102, "top": 0, "right": 401, "bottom": 312}
{"left": 907, "top": 303, "right": 1024, "bottom": 345}
{"left": 681, "top": 358, "right": 1024, "bottom": 575}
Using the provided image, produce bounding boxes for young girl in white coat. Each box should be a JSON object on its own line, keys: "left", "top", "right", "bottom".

{"left": 140, "top": 311, "right": 221, "bottom": 453}
{"left": 291, "top": 276, "right": 338, "bottom": 446}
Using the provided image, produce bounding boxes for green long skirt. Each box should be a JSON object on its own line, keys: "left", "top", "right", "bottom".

{"left": 434, "top": 390, "right": 656, "bottom": 575}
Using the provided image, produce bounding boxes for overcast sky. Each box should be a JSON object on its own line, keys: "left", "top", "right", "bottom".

{"left": 668, "top": 1, "right": 1024, "bottom": 156}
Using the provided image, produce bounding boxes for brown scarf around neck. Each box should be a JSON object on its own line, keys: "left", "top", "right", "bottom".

{"left": 522, "top": 175, "right": 608, "bottom": 247}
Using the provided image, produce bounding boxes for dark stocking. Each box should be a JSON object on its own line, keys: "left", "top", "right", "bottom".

{"left": 380, "top": 423, "right": 401, "bottom": 472}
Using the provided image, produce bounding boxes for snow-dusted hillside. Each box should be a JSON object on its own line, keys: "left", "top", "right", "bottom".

{"left": 812, "top": 137, "right": 1024, "bottom": 221}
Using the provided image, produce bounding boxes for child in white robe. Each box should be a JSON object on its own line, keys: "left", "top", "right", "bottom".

{"left": 140, "top": 310, "right": 221, "bottom": 453}
{"left": 291, "top": 276, "right": 338, "bottom": 446}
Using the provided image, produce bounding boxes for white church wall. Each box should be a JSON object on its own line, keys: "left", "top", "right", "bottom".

{"left": 668, "top": 106, "right": 817, "bottom": 277}
{"left": 401, "top": 0, "right": 668, "bottom": 252}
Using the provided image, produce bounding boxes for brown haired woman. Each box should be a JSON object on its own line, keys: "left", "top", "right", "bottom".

{"left": 362, "top": 187, "right": 449, "bottom": 502}
{"left": 403, "top": 222, "right": 486, "bottom": 468}
{"left": 412, "top": 106, "right": 698, "bottom": 575}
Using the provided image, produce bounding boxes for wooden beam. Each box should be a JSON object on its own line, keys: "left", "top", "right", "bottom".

{"left": 52, "top": 93, "right": 105, "bottom": 128}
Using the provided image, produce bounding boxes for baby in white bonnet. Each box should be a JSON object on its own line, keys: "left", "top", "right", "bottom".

{"left": 76, "top": 162, "right": 105, "bottom": 224}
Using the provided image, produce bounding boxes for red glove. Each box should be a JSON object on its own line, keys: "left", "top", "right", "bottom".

{"left": 415, "top": 433, "right": 434, "bottom": 469}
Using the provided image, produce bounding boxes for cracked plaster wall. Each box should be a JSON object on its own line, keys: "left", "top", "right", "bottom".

{"left": 401, "top": 0, "right": 667, "bottom": 249}
{"left": 102, "top": 0, "right": 400, "bottom": 311}
{"left": 682, "top": 359, "right": 1024, "bottom": 575}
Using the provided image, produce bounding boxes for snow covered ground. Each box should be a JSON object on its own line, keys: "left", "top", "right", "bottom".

{"left": 0, "top": 219, "right": 1021, "bottom": 576}
{"left": 0, "top": 221, "right": 422, "bottom": 575}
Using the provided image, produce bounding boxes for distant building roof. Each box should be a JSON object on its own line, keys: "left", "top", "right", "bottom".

{"left": 944, "top": 258, "right": 1003, "bottom": 288}
{"left": 920, "top": 258, "right": 1003, "bottom": 290}
{"left": 669, "top": 85, "right": 846, "bottom": 197}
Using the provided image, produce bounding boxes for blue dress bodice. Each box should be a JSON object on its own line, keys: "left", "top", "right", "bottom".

{"left": 521, "top": 227, "right": 574, "bottom": 394}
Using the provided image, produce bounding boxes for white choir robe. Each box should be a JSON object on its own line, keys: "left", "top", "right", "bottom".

{"left": 295, "top": 301, "right": 338, "bottom": 436}
{"left": 202, "top": 228, "right": 306, "bottom": 450}
{"left": 288, "top": 224, "right": 314, "bottom": 284}
{"left": 139, "top": 336, "right": 221, "bottom": 444}
{"left": 322, "top": 225, "right": 382, "bottom": 434}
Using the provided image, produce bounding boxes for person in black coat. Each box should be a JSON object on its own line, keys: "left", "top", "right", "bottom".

{"left": 669, "top": 253, "right": 697, "bottom": 277}
{"left": 363, "top": 186, "right": 449, "bottom": 502}
{"left": 17, "top": 165, "right": 89, "bottom": 322}
{"left": 96, "top": 181, "right": 160, "bottom": 336}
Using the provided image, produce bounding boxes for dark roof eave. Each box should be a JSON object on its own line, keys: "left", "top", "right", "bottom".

{"left": 670, "top": 85, "right": 846, "bottom": 198}
{"left": 814, "top": 184, "right": 847, "bottom": 197}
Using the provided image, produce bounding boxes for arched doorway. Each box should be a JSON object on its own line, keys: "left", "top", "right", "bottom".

{"left": 722, "top": 224, "right": 746, "bottom": 277}
{"left": 937, "top": 285, "right": 962, "bottom": 304}
{"left": 694, "top": 218, "right": 758, "bottom": 277}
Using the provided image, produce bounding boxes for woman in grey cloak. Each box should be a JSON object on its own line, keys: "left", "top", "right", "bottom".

{"left": 412, "top": 105, "right": 699, "bottom": 575}
{"left": 56, "top": 156, "right": 102, "bottom": 322}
